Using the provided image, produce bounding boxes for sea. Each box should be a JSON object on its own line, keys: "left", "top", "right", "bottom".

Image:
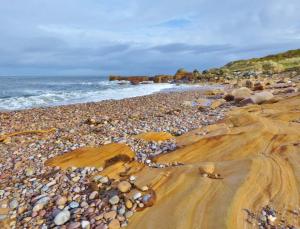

{"left": 0, "top": 75, "right": 218, "bottom": 111}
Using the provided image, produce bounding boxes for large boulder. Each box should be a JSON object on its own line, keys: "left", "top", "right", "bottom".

{"left": 251, "top": 91, "right": 274, "bottom": 104}
{"left": 153, "top": 75, "right": 174, "bottom": 83}
{"left": 231, "top": 87, "right": 252, "bottom": 102}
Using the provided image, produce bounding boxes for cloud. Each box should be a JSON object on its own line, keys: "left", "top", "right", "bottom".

{"left": 0, "top": 0, "right": 299, "bottom": 76}
{"left": 150, "top": 43, "right": 232, "bottom": 54}
{"left": 156, "top": 18, "right": 191, "bottom": 28}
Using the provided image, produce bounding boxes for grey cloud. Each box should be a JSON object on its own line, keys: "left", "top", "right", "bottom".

{"left": 0, "top": 0, "right": 300, "bottom": 76}
{"left": 150, "top": 43, "right": 233, "bottom": 54}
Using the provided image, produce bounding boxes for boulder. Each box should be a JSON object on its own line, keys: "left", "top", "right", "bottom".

{"left": 153, "top": 75, "right": 174, "bottom": 83}
{"left": 231, "top": 87, "right": 252, "bottom": 102}
{"left": 250, "top": 91, "right": 274, "bottom": 104}
{"left": 244, "top": 80, "right": 253, "bottom": 89}
{"left": 253, "top": 82, "right": 264, "bottom": 91}
{"left": 223, "top": 94, "right": 235, "bottom": 101}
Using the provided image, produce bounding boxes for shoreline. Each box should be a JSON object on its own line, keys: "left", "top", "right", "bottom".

{"left": 0, "top": 76, "right": 299, "bottom": 228}
{"left": 0, "top": 82, "right": 223, "bottom": 112}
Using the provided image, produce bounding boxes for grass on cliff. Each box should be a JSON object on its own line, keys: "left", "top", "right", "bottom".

{"left": 222, "top": 49, "right": 300, "bottom": 73}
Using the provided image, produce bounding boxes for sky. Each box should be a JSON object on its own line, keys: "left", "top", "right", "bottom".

{"left": 0, "top": 0, "right": 300, "bottom": 76}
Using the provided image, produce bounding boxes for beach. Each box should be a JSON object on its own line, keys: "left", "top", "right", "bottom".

{"left": 0, "top": 75, "right": 300, "bottom": 228}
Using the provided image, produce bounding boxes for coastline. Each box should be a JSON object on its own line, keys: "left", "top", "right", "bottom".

{"left": 0, "top": 76, "right": 300, "bottom": 228}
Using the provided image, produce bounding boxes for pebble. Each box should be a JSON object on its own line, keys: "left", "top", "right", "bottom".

{"left": 54, "top": 210, "right": 71, "bottom": 225}
{"left": 117, "top": 181, "right": 131, "bottom": 193}
{"left": 56, "top": 196, "right": 67, "bottom": 206}
{"left": 89, "top": 191, "right": 98, "bottom": 200}
{"left": 25, "top": 168, "right": 35, "bottom": 176}
{"left": 67, "top": 222, "right": 81, "bottom": 229}
{"left": 109, "top": 196, "right": 120, "bottom": 205}
{"left": 125, "top": 200, "right": 133, "bottom": 209}
{"left": 118, "top": 206, "right": 126, "bottom": 215}
{"left": 9, "top": 199, "right": 19, "bottom": 209}
{"left": 125, "top": 211, "right": 133, "bottom": 219}
{"left": 133, "top": 192, "right": 142, "bottom": 200}
{"left": 108, "top": 219, "right": 120, "bottom": 229}
{"left": 69, "top": 201, "right": 79, "bottom": 209}
{"left": 104, "top": 210, "right": 117, "bottom": 220}
{"left": 129, "top": 176, "right": 136, "bottom": 182}
{"left": 33, "top": 203, "right": 45, "bottom": 212}
{"left": 100, "top": 176, "right": 109, "bottom": 184}
{"left": 81, "top": 220, "right": 91, "bottom": 228}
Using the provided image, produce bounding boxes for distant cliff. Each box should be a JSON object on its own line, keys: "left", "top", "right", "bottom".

{"left": 109, "top": 48, "right": 300, "bottom": 84}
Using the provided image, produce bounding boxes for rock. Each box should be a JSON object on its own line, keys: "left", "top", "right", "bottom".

{"left": 223, "top": 94, "right": 235, "bottom": 101}
{"left": 89, "top": 191, "right": 98, "bottom": 200}
{"left": 199, "top": 163, "right": 215, "bottom": 174}
{"left": 36, "top": 196, "right": 50, "bottom": 205}
{"left": 104, "top": 210, "right": 117, "bottom": 220}
{"left": 109, "top": 196, "right": 120, "bottom": 205}
{"left": 118, "top": 206, "right": 126, "bottom": 215}
{"left": 125, "top": 200, "right": 133, "bottom": 209}
{"left": 283, "top": 87, "right": 297, "bottom": 93}
{"left": 133, "top": 192, "right": 142, "bottom": 200}
{"left": 108, "top": 219, "right": 120, "bottom": 229}
{"left": 125, "top": 211, "right": 133, "bottom": 219}
{"left": 231, "top": 87, "right": 252, "bottom": 102}
{"left": 67, "top": 222, "right": 81, "bottom": 229}
{"left": 251, "top": 91, "right": 274, "bottom": 104}
{"left": 117, "top": 181, "right": 131, "bottom": 193}
{"left": 244, "top": 80, "right": 253, "bottom": 89}
{"left": 141, "top": 186, "right": 149, "bottom": 191}
{"left": 33, "top": 203, "right": 45, "bottom": 212}
{"left": 210, "top": 99, "right": 225, "bottom": 109}
{"left": 54, "top": 210, "right": 71, "bottom": 226}
{"left": 239, "top": 97, "right": 255, "bottom": 106}
{"left": 25, "top": 167, "right": 35, "bottom": 176}
{"left": 99, "top": 176, "right": 109, "bottom": 184}
{"left": 81, "top": 220, "right": 90, "bottom": 228}
{"left": 69, "top": 201, "right": 79, "bottom": 209}
{"left": 56, "top": 196, "right": 67, "bottom": 206}
{"left": 253, "top": 82, "right": 264, "bottom": 91}
{"left": 129, "top": 176, "right": 136, "bottom": 182}
{"left": 9, "top": 199, "right": 18, "bottom": 209}
{"left": 141, "top": 192, "right": 156, "bottom": 207}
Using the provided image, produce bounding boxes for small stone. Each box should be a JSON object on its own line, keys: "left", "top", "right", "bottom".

{"left": 69, "top": 201, "right": 79, "bottom": 209}
{"left": 54, "top": 210, "right": 71, "bottom": 225}
{"left": 141, "top": 186, "right": 149, "bottom": 191}
{"left": 129, "top": 176, "right": 136, "bottom": 182}
{"left": 108, "top": 219, "right": 120, "bottom": 229}
{"left": 89, "top": 191, "right": 98, "bottom": 200}
{"left": 33, "top": 203, "right": 45, "bottom": 212}
{"left": 109, "top": 196, "right": 120, "bottom": 205}
{"left": 268, "top": 215, "right": 276, "bottom": 222}
{"left": 9, "top": 199, "right": 18, "bottom": 209}
{"left": 56, "top": 196, "right": 67, "bottom": 206}
{"left": 125, "top": 200, "right": 133, "bottom": 209}
{"left": 81, "top": 220, "right": 90, "bottom": 228}
{"left": 125, "top": 211, "right": 133, "bottom": 219}
{"left": 133, "top": 192, "right": 142, "bottom": 200}
{"left": 100, "top": 176, "right": 109, "bottom": 184}
{"left": 104, "top": 211, "right": 117, "bottom": 220}
{"left": 117, "top": 181, "right": 131, "bottom": 193}
{"left": 118, "top": 206, "right": 126, "bottom": 215}
{"left": 25, "top": 168, "right": 35, "bottom": 176}
{"left": 67, "top": 222, "right": 81, "bottom": 229}
{"left": 72, "top": 176, "right": 81, "bottom": 182}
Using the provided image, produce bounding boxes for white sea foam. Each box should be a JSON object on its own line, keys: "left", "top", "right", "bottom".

{"left": 0, "top": 82, "right": 222, "bottom": 111}
{"left": 0, "top": 83, "right": 173, "bottom": 110}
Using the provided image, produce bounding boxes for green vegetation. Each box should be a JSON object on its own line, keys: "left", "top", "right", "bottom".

{"left": 221, "top": 49, "right": 300, "bottom": 74}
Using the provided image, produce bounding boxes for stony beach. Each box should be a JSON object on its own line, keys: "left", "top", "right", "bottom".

{"left": 0, "top": 74, "right": 300, "bottom": 229}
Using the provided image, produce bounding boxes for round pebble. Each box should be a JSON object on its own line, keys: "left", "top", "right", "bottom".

{"left": 54, "top": 210, "right": 71, "bottom": 226}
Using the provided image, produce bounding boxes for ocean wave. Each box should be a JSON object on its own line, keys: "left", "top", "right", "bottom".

{"left": 0, "top": 83, "right": 176, "bottom": 111}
